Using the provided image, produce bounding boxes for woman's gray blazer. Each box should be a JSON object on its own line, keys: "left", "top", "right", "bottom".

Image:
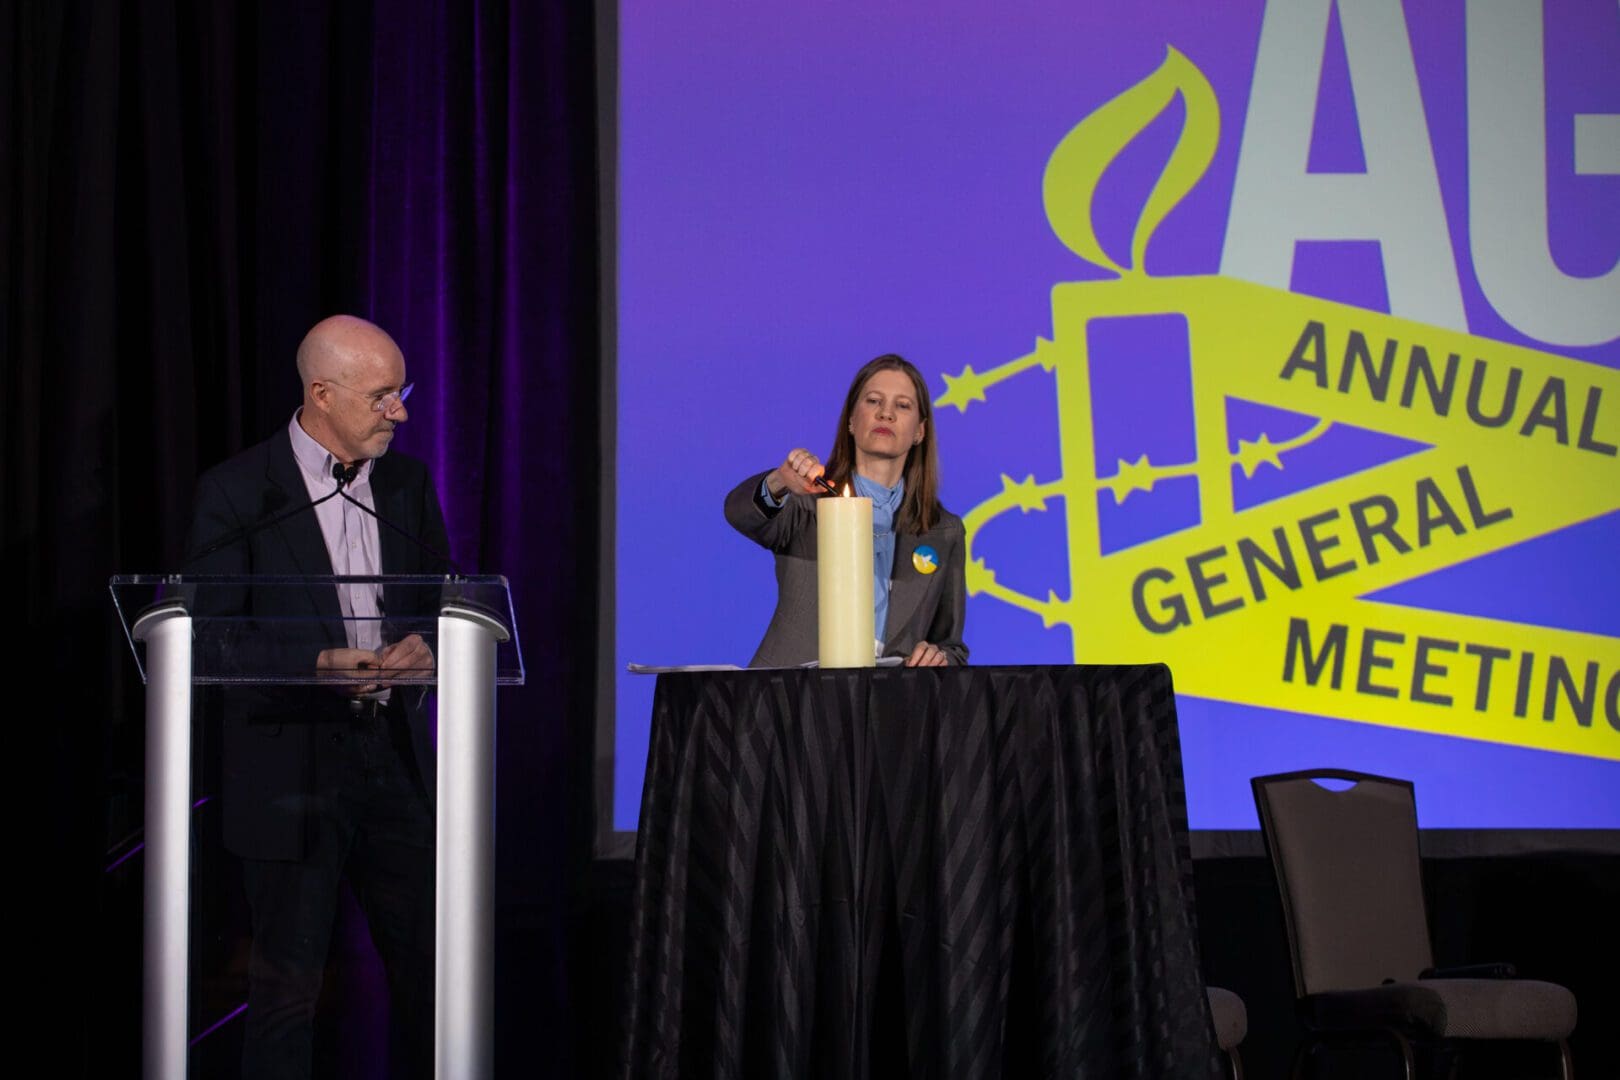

{"left": 724, "top": 470, "right": 969, "bottom": 668}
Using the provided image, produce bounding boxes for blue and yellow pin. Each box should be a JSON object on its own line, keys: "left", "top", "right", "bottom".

{"left": 912, "top": 545, "right": 939, "bottom": 575}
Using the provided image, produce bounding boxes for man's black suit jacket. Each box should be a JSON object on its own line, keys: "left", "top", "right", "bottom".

{"left": 184, "top": 427, "right": 451, "bottom": 860}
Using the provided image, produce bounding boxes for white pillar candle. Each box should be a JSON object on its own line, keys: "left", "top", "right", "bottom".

{"left": 817, "top": 489, "right": 875, "bottom": 668}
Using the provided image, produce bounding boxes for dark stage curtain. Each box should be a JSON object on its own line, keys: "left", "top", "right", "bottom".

{"left": 4, "top": 2, "right": 599, "bottom": 1074}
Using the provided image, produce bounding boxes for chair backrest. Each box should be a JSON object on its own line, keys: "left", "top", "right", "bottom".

{"left": 1251, "top": 769, "right": 1434, "bottom": 997}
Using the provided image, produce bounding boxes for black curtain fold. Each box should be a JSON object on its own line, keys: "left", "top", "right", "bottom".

{"left": 6, "top": 2, "right": 599, "bottom": 1073}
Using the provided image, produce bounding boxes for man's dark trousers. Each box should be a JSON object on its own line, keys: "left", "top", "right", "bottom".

{"left": 239, "top": 696, "right": 434, "bottom": 1080}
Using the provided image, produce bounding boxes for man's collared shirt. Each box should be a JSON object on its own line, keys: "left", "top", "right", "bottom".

{"left": 287, "top": 411, "right": 384, "bottom": 655}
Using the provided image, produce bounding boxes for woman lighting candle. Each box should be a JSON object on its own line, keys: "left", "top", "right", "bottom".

{"left": 724, "top": 353, "right": 969, "bottom": 668}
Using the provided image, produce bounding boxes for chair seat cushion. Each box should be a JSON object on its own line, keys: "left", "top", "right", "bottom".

{"left": 1206, "top": 986, "right": 1248, "bottom": 1049}
{"left": 1305, "top": 978, "right": 1576, "bottom": 1040}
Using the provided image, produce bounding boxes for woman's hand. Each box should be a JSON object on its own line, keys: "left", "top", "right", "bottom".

{"left": 768, "top": 448, "right": 826, "bottom": 498}
{"left": 905, "top": 640, "right": 949, "bottom": 667}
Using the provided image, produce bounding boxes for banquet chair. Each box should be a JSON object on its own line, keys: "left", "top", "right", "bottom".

{"left": 1250, "top": 769, "right": 1576, "bottom": 1079}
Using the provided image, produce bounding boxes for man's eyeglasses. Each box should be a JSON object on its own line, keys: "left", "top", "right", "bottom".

{"left": 323, "top": 378, "right": 415, "bottom": 413}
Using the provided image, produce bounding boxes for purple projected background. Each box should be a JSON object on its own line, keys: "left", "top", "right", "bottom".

{"left": 612, "top": 1, "right": 1620, "bottom": 832}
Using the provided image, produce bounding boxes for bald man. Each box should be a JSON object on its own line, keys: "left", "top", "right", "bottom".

{"left": 185, "top": 315, "right": 449, "bottom": 1078}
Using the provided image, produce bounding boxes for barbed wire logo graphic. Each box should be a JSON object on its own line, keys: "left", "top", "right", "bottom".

{"left": 937, "top": 48, "right": 1620, "bottom": 760}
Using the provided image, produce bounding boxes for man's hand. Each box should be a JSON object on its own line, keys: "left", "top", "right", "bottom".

{"left": 377, "top": 634, "right": 435, "bottom": 684}
{"left": 905, "top": 640, "right": 949, "bottom": 668}
{"left": 317, "top": 647, "right": 382, "bottom": 696}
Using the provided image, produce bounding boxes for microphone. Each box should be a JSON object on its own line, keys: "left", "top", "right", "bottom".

{"left": 188, "top": 457, "right": 461, "bottom": 576}
{"left": 186, "top": 464, "right": 357, "bottom": 565}
{"left": 335, "top": 485, "right": 460, "bottom": 575}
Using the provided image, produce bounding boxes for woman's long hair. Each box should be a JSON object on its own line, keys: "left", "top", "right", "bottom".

{"left": 822, "top": 354, "right": 942, "bottom": 534}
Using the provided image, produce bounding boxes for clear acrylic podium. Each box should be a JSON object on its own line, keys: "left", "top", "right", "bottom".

{"left": 111, "top": 574, "right": 524, "bottom": 1080}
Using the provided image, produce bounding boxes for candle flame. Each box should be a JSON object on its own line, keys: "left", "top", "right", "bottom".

{"left": 843, "top": 483, "right": 852, "bottom": 497}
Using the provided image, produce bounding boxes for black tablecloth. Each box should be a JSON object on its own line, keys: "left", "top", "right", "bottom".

{"left": 619, "top": 665, "right": 1222, "bottom": 1079}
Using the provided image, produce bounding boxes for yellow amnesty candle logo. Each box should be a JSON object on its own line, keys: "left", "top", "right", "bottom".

{"left": 937, "top": 48, "right": 1620, "bottom": 762}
